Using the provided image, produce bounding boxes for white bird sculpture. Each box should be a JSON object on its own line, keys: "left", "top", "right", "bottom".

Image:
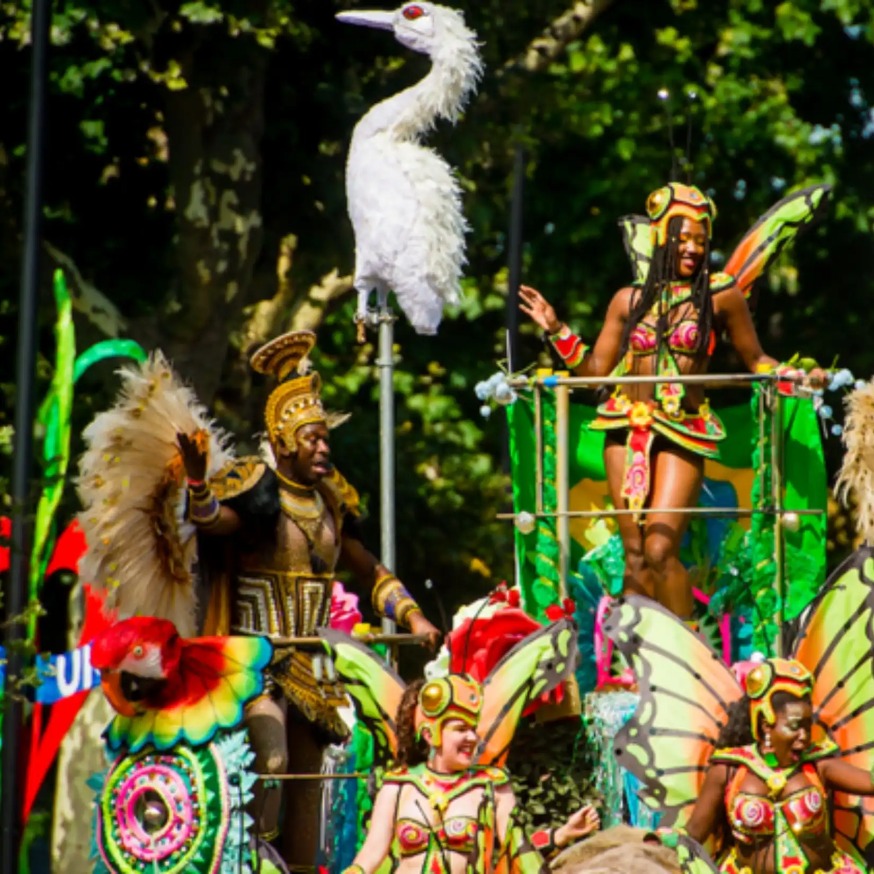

{"left": 337, "top": 2, "right": 482, "bottom": 335}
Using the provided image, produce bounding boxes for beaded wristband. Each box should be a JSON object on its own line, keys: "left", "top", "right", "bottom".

{"left": 549, "top": 324, "right": 589, "bottom": 369}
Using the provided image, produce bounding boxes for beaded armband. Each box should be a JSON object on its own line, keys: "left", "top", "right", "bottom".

{"left": 188, "top": 482, "right": 220, "bottom": 526}
{"left": 372, "top": 572, "right": 420, "bottom": 627}
{"left": 549, "top": 325, "right": 589, "bottom": 369}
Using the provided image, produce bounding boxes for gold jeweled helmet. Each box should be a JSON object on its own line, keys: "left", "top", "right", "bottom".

{"left": 745, "top": 657, "right": 814, "bottom": 741}
{"left": 415, "top": 674, "right": 482, "bottom": 747}
{"left": 646, "top": 182, "right": 717, "bottom": 248}
{"left": 250, "top": 330, "right": 348, "bottom": 453}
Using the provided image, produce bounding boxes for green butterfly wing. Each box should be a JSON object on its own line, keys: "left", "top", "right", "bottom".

{"left": 724, "top": 184, "right": 831, "bottom": 300}
{"left": 676, "top": 833, "right": 720, "bottom": 873}
{"left": 319, "top": 629, "right": 405, "bottom": 763}
{"left": 792, "top": 545, "right": 874, "bottom": 867}
{"left": 604, "top": 596, "right": 742, "bottom": 827}
{"left": 618, "top": 214, "right": 653, "bottom": 286}
{"left": 477, "top": 618, "right": 578, "bottom": 767}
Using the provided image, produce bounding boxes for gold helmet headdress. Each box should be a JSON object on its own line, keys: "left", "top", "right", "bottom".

{"left": 414, "top": 674, "right": 482, "bottom": 747}
{"left": 646, "top": 182, "right": 717, "bottom": 248}
{"left": 745, "top": 657, "right": 813, "bottom": 741}
{"left": 250, "top": 330, "right": 348, "bottom": 452}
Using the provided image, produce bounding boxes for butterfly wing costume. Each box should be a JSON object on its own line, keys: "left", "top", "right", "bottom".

{"left": 321, "top": 619, "right": 579, "bottom": 873}
{"left": 604, "top": 545, "right": 874, "bottom": 871}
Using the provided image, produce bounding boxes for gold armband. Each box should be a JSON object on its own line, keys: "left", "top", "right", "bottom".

{"left": 372, "top": 572, "right": 420, "bottom": 628}
{"left": 188, "top": 483, "right": 220, "bottom": 526}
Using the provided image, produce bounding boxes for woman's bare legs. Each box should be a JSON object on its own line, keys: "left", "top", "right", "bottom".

{"left": 604, "top": 440, "right": 652, "bottom": 598}
{"left": 604, "top": 438, "right": 703, "bottom": 617}
{"left": 644, "top": 446, "right": 704, "bottom": 618}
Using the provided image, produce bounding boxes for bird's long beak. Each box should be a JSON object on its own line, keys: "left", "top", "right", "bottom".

{"left": 336, "top": 10, "right": 395, "bottom": 31}
{"left": 100, "top": 670, "right": 138, "bottom": 718}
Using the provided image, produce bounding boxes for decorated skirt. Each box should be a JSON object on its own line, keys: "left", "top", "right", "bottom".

{"left": 719, "top": 845, "right": 864, "bottom": 874}
{"left": 589, "top": 392, "right": 726, "bottom": 518}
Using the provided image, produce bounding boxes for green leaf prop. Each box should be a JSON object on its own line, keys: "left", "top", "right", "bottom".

{"left": 28, "top": 270, "right": 146, "bottom": 637}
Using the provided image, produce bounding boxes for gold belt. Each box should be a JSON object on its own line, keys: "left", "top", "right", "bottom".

{"left": 232, "top": 569, "right": 332, "bottom": 638}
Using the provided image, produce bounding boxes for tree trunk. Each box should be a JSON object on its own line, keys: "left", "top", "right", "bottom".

{"left": 138, "top": 33, "right": 268, "bottom": 404}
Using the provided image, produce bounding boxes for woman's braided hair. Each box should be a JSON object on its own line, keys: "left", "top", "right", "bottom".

{"left": 618, "top": 214, "right": 714, "bottom": 361}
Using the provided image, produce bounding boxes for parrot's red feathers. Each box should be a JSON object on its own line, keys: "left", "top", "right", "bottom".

{"left": 95, "top": 617, "right": 272, "bottom": 752}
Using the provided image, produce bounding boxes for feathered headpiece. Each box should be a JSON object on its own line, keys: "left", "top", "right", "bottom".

{"left": 250, "top": 330, "right": 348, "bottom": 452}
{"left": 646, "top": 182, "right": 717, "bottom": 247}
{"left": 745, "top": 658, "right": 813, "bottom": 740}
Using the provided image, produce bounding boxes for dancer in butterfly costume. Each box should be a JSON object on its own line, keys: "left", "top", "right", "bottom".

{"left": 602, "top": 546, "right": 874, "bottom": 873}
{"left": 321, "top": 619, "right": 601, "bottom": 873}
{"left": 519, "top": 183, "right": 830, "bottom": 621}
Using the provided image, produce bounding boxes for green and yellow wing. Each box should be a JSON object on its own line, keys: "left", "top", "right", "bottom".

{"left": 724, "top": 184, "right": 831, "bottom": 301}
{"left": 319, "top": 629, "right": 405, "bottom": 763}
{"left": 604, "top": 596, "right": 742, "bottom": 828}
{"left": 618, "top": 214, "right": 653, "bottom": 287}
{"left": 477, "top": 618, "right": 578, "bottom": 767}
{"left": 793, "top": 545, "right": 874, "bottom": 866}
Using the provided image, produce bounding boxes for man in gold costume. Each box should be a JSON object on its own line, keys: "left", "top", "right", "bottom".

{"left": 177, "top": 331, "right": 441, "bottom": 870}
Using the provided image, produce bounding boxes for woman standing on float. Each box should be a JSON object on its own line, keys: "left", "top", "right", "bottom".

{"left": 519, "top": 183, "right": 827, "bottom": 622}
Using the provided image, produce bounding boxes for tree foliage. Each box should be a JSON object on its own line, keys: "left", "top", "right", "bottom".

{"left": 2, "top": 0, "right": 874, "bottom": 619}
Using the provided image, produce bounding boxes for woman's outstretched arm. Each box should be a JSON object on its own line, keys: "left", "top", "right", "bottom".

{"left": 818, "top": 757, "right": 874, "bottom": 796}
{"left": 343, "top": 783, "right": 399, "bottom": 874}
{"left": 682, "top": 762, "right": 731, "bottom": 845}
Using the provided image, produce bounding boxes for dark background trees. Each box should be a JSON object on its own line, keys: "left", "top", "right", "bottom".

{"left": 3, "top": 0, "right": 873, "bottom": 620}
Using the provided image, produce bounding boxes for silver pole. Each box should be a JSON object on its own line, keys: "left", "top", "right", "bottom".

{"left": 378, "top": 306, "right": 396, "bottom": 634}
{"left": 770, "top": 385, "right": 785, "bottom": 656}
{"left": 511, "top": 372, "right": 791, "bottom": 388}
{"left": 534, "top": 381, "right": 543, "bottom": 514}
{"left": 554, "top": 379, "right": 570, "bottom": 599}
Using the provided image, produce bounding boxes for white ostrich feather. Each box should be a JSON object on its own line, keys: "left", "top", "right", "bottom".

{"left": 76, "top": 352, "right": 233, "bottom": 636}
{"left": 340, "top": 2, "right": 483, "bottom": 334}
{"left": 835, "top": 377, "right": 874, "bottom": 544}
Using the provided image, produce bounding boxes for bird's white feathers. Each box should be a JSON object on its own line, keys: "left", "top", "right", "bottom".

{"left": 76, "top": 353, "right": 232, "bottom": 636}
{"left": 342, "top": 2, "right": 482, "bottom": 334}
{"left": 836, "top": 377, "right": 874, "bottom": 544}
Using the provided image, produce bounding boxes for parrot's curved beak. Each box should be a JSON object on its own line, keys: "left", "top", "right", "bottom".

{"left": 336, "top": 10, "right": 395, "bottom": 31}
{"left": 100, "top": 670, "right": 138, "bottom": 718}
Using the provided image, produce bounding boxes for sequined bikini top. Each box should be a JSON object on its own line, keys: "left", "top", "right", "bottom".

{"left": 728, "top": 782, "right": 827, "bottom": 844}
{"left": 712, "top": 742, "right": 837, "bottom": 846}
{"left": 627, "top": 282, "right": 708, "bottom": 358}
{"left": 384, "top": 763, "right": 509, "bottom": 862}
{"left": 629, "top": 318, "right": 702, "bottom": 356}
{"left": 396, "top": 816, "right": 479, "bottom": 856}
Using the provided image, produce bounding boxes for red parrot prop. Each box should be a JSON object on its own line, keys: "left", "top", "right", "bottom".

{"left": 91, "top": 616, "right": 272, "bottom": 752}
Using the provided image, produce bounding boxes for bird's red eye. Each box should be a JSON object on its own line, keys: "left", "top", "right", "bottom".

{"left": 402, "top": 5, "right": 424, "bottom": 20}
{"left": 133, "top": 645, "right": 144, "bottom": 658}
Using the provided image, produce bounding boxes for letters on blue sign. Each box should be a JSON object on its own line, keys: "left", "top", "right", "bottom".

{"left": 0, "top": 643, "right": 100, "bottom": 703}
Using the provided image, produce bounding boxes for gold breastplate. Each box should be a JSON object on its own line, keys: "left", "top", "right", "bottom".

{"left": 232, "top": 483, "right": 340, "bottom": 638}
{"left": 232, "top": 568, "right": 332, "bottom": 638}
